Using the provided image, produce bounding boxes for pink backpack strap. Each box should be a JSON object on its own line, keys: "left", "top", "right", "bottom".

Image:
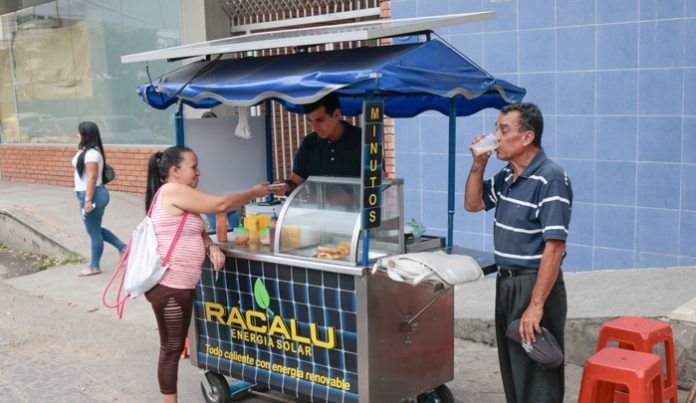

{"left": 146, "top": 185, "right": 165, "bottom": 217}
{"left": 162, "top": 212, "right": 187, "bottom": 266}
{"left": 102, "top": 240, "right": 130, "bottom": 318}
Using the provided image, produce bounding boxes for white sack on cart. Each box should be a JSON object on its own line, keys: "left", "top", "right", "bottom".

{"left": 372, "top": 250, "right": 483, "bottom": 287}
{"left": 235, "top": 106, "right": 252, "bottom": 139}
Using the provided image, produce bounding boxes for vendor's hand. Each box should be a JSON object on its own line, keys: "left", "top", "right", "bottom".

{"left": 251, "top": 182, "right": 271, "bottom": 198}
{"left": 269, "top": 182, "right": 288, "bottom": 196}
{"left": 209, "top": 245, "right": 226, "bottom": 271}
{"left": 519, "top": 302, "right": 544, "bottom": 344}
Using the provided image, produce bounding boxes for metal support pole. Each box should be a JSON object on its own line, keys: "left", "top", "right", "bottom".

{"left": 264, "top": 100, "right": 273, "bottom": 183}
{"left": 175, "top": 102, "right": 184, "bottom": 146}
{"left": 264, "top": 100, "right": 276, "bottom": 203}
{"left": 447, "top": 97, "right": 456, "bottom": 247}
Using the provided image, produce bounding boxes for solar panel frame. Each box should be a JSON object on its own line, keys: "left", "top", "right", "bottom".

{"left": 121, "top": 11, "right": 495, "bottom": 64}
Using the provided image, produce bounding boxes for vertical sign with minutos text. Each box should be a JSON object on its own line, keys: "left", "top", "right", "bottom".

{"left": 361, "top": 100, "right": 383, "bottom": 229}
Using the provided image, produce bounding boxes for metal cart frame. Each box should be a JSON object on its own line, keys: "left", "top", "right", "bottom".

{"left": 190, "top": 246, "right": 455, "bottom": 402}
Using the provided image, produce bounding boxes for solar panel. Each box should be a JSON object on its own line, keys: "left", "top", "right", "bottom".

{"left": 121, "top": 12, "right": 495, "bottom": 64}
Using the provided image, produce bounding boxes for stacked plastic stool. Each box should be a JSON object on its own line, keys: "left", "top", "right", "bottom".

{"left": 595, "top": 316, "right": 677, "bottom": 403}
{"left": 579, "top": 347, "right": 664, "bottom": 402}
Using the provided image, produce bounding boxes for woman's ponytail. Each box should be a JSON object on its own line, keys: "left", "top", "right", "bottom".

{"left": 145, "top": 151, "right": 164, "bottom": 211}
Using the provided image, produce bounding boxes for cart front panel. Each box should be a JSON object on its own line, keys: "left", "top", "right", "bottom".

{"left": 194, "top": 258, "right": 359, "bottom": 403}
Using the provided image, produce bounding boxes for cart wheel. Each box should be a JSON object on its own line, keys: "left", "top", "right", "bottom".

{"left": 417, "top": 384, "right": 454, "bottom": 403}
{"left": 201, "top": 372, "right": 231, "bottom": 403}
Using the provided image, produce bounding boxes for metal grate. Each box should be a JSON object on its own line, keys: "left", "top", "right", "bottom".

{"left": 223, "top": 0, "right": 381, "bottom": 24}
{"left": 268, "top": 100, "right": 362, "bottom": 181}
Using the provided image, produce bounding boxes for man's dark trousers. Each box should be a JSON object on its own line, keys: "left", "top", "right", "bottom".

{"left": 495, "top": 270, "right": 567, "bottom": 403}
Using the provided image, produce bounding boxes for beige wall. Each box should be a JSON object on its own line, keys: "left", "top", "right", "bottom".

{"left": 180, "top": 0, "right": 231, "bottom": 119}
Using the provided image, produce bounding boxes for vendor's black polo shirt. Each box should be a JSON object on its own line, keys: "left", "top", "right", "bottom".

{"left": 292, "top": 121, "right": 362, "bottom": 179}
{"left": 482, "top": 149, "right": 573, "bottom": 269}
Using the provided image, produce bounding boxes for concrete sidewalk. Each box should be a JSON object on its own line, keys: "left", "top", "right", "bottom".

{"left": 1, "top": 180, "right": 695, "bottom": 393}
{"left": 0, "top": 181, "right": 153, "bottom": 325}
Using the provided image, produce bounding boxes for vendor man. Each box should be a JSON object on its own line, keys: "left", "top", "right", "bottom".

{"left": 464, "top": 103, "right": 572, "bottom": 403}
{"left": 276, "top": 92, "right": 362, "bottom": 195}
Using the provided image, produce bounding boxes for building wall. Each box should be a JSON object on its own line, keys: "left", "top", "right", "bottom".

{"left": 0, "top": 145, "right": 160, "bottom": 193}
{"left": 0, "top": 1, "right": 394, "bottom": 191}
{"left": 0, "top": 0, "right": 181, "bottom": 192}
{"left": 392, "top": 0, "right": 696, "bottom": 271}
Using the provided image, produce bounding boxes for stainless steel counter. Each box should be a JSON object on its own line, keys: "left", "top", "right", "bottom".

{"left": 216, "top": 241, "right": 366, "bottom": 276}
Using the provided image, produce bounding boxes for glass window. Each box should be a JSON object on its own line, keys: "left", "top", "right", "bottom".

{"left": 0, "top": 0, "right": 181, "bottom": 144}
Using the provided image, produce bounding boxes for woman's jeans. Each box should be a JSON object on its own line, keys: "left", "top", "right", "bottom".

{"left": 76, "top": 185, "right": 127, "bottom": 270}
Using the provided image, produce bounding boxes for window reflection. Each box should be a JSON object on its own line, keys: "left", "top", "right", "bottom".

{"left": 0, "top": 0, "right": 180, "bottom": 144}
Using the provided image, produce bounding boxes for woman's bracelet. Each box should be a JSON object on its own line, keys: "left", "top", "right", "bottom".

{"left": 206, "top": 242, "right": 219, "bottom": 256}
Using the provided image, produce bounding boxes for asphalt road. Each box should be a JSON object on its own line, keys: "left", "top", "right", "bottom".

{"left": 0, "top": 281, "right": 206, "bottom": 402}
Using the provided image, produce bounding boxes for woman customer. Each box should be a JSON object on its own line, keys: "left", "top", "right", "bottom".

{"left": 144, "top": 145, "right": 269, "bottom": 402}
{"left": 72, "top": 121, "right": 127, "bottom": 277}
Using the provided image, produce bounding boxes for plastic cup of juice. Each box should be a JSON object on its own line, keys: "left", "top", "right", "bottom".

{"left": 232, "top": 226, "right": 250, "bottom": 245}
{"left": 472, "top": 135, "right": 498, "bottom": 156}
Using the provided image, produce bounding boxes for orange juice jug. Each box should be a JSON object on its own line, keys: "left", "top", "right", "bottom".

{"left": 245, "top": 214, "right": 261, "bottom": 242}
{"left": 216, "top": 213, "right": 228, "bottom": 242}
{"left": 258, "top": 214, "right": 272, "bottom": 232}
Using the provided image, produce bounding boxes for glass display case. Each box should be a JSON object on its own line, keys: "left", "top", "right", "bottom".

{"left": 274, "top": 176, "right": 405, "bottom": 266}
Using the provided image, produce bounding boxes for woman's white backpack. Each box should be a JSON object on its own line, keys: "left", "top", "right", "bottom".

{"left": 102, "top": 187, "right": 187, "bottom": 318}
{"left": 122, "top": 214, "right": 187, "bottom": 298}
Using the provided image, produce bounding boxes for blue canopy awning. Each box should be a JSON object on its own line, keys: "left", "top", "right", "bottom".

{"left": 138, "top": 39, "right": 525, "bottom": 117}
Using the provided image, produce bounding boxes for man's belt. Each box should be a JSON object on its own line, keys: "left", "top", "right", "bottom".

{"left": 497, "top": 267, "right": 538, "bottom": 278}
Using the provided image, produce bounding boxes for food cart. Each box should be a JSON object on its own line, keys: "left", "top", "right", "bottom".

{"left": 123, "top": 12, "right": 524, "bottom": 403}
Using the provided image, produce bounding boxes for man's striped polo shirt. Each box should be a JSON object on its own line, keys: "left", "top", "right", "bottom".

{"left": 482, "top": 149, "right": 573, "bottom": 269}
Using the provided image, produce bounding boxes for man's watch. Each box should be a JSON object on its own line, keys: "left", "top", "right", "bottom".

{"left": 283, "top": 179, "right": 296, "bottom": 195}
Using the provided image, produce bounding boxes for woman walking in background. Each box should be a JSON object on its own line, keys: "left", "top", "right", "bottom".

{"left": 72, "top": 121, "right": 127, "bottom": 277}
{"left": 144, "top": 146, "right": 269, "bottom": 402}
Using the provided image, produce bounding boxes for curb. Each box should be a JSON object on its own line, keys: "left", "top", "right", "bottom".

{"left": 456, "top": 316, "right": 696, "bottom": 390}
{"left": 0, "top": 208, "right": 78, "bottom": 258}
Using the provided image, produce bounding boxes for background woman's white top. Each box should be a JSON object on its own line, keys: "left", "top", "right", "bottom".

{"left": 72, "top": 148, "right": 103, "bottom": 191}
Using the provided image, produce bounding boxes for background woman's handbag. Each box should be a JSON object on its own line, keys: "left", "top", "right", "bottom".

{"left": 103, "top": 163, "right": 116, "bottom": 184}
{"left": 102, "top": 187, "right": 187, "bottom": 319}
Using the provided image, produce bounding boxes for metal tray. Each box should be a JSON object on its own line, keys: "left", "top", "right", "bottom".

{"left": 405, "top": 235, "right": 445, "bottom": 253}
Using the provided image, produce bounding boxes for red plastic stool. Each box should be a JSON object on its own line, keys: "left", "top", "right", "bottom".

{"left": 578, "top": 347, "right": 664, "bottom": 403}
{"left": 596, "top": 316, "right": 677, "bottom": 403}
